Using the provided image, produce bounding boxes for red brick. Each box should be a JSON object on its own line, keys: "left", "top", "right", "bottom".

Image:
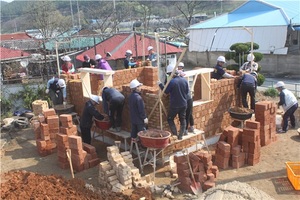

{"left": 89, "top": 158, "right": 100, "bottom": 168}
{"left": 174, "top": 154, "right": 187, "bottom": 163}
{"left": 245, "top": 120, "right": 260, "bottom": 130}
{"left": 83, "top": 143, "right": 96, "bottom": 154}
{"left": 231, "top": 145, "right": 241, "bottom": 155}
{"left": 203, "top": 180, "right": 215, "bottom": 191}
{"left": 42, "top": 108, "right": 56, "bottom": 118}
{"left": 211, "top": 165, "right": 219, "bottom": 178}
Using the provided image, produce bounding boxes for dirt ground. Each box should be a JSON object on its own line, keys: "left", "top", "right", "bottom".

{"left": 1, "top": 92, "right": 300, "bottom": 199}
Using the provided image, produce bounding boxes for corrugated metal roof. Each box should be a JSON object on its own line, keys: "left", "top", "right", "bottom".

{"left": 0, "top": 32, "right": 31, "bottom": 41}
{"left": 0, "top": 47, "right": 31, "bottom": 60}
{"left": 76, "top": 33, "right": 183, "bottom": 62}
{"left": 188, "top": 0, "right": 298, "bottom": 29}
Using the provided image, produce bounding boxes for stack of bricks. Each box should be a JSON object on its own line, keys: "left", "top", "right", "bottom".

{"left": 214, "top": 141, "right": 231, "bottom": 169}
{"left": 35, "top": 108, "right": 58, "bottom": 156}
{"left": 59, "top": 114, "right": 78, "bottom": 136}
{"left": 99, "top": 146, "right": 149, "bottom": 193}
{"left": 255, "top": 101, "right": 277, "bottom": 146}
{"left": 242, "top": 120, "right": 261, "bottom": 166}
{"left": 174, "top": 151, "right": 218, "bottom": 192}
{"left": 56, "top": 133, "right": 70, "bottom": 169}
{"left": 68, "top": 135, "right": 88, "bottom": 172}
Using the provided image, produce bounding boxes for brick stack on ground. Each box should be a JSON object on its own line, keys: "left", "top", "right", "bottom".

{"left": 174, "top": 151, "right": 218, "bottom": 193}
{"left": 255, "top": 101, "right": 277, "bottom": 146}
{"left": 216, "top": 114, "right": 277, "bottom": 169}
{"left": 98, "top": 145, "right": 151, "bottom": 193}
{"left": 34, "top": 108, "right": 58, "bottom": 156}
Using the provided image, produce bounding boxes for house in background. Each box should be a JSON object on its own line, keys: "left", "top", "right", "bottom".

{"left": 0, "top": 32, "right": 40, "bottom": 51}
{"left": 187, "top": 0, "right": 300, "bottom": 55}
{"left": 75, "top": 32, "right": 183, "bottom": 70}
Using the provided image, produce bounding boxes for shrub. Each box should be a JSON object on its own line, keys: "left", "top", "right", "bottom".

{"left": 257, "top": 73, "right": 265, "bottom": 86}
{"left": 263, "top": 88, "right": 278, "bottom": 97}
{"left": 226, "top": 64, "right": 240, "bottom": 72}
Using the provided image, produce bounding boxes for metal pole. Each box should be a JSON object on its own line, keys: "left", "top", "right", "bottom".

{"left": 56, "top": 42, "right": 60, "bottom": 77}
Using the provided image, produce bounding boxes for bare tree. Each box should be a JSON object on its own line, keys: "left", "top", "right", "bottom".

{"left": 25, "top": 0, "right": 72, "bottom": 79}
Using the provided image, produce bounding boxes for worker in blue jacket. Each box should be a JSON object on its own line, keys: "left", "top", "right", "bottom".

{"left": 211, "top": 56, "right": 234, "bottom": 80}
{"left": 102, "top": 87, "right": 125, "bottom": 132}
{"left": 158, "top": 64, "right": 189, "bottom": 140}
{"left": 45, "top": 77, "right": 67, "bottom": 106}
{"left": 128, "top": 79, "right": 148, "bottom": 139}
{"left": 80, "top": 95, "right": 106, "bottom": 144}
{"left": 237, "top": 71, "right": 257, "bottom": 110}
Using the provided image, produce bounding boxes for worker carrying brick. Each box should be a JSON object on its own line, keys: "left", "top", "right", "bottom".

{"left": 157, "top": 64, "right": 189, "bottom": 140}
{"left": 239, "top": 53, "right": 258, "bottom": 72}
{"left": 80, "top": 95, "right": 107, "bottom": 144}
{"left": 45, "top": 77, "right": 67, "bottom": 106}
{"left": 102, "top": 87, "right": 125, "bottom": 132}
{"left": 128, "top": 79, "right": 148, "bottom": 140}
{"left": 237, "top": 71, "right": 257, "bottom": 110}
{"left": 211, "top": 56, "right": 234, "bottom": 80}
{"left": 275, "top": 81, "right": 298, "bottom": 133}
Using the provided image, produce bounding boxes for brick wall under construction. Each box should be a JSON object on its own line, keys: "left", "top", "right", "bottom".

{"left": 64, "top": 66, "right": 239, "bottom": 137}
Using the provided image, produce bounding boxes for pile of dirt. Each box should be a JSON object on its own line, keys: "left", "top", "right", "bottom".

{"left": 0, "top": 170, "right": 130, "bottom": 200}
{"left": 199, "top": 181, "right": 275, "bottom": 200}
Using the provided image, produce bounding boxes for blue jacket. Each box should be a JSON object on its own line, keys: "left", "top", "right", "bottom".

{"left": 47, "top": 77, "right": 67, "bottom": 98}
{"left": 211, "top": 64, "right": 225, "bottom": 80}
{"left": 80, "top": 100, "right": 104, "bottom": 128}
{"left": 102, "top": 88, "right": 125, "bottom": 115}
{"left": 159, "top": 75, "right": 189, "bottom": 108}
{"left": 238, "top": 73, "right": 257, "bottom": 89}
{"left": 129, "top": 91, "right": 147, "bottom": 124}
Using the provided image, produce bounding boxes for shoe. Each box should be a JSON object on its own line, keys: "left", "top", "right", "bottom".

{"left": 115, "top": 127, "right": 121, "bottom": 132}
{"left": 183, "top": 130, "right": 188, "bottom": 136}
{"left": 109, "top": 127, "right": 115, "bottom": 132}
{"left": 277, "top": 129, "right": 286, "bottom": 134}
{"left": 177, "top": 134, "right": 183, "bottom": 140}
{"left": 188, "top": 126, "right": 195, "bottom": 133}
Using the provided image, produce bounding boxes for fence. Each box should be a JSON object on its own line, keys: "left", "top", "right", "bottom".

{"left": 258, "top": 80, "right": 300, "bottom": 98}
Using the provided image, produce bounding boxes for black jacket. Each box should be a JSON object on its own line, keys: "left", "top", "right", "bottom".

{"left": 80, "top": 100, "right": 104, "bottom": 128}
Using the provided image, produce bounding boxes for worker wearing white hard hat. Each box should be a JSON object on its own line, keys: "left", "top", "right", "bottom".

{"left": 275, "top": 81, "right": 298, "bottom": 133}
{"left": 124, "top": 50, "right": 136, "bottom": 69}
{"left": 147, "top": 46, "right": 157, "bottom": 67}
{"left": 60, "top": 55, "right": 75, "bottom": 74}
{"left": 45, "top": 77, "right": 67, "bottom": 106}
{"left": 158, "top": 64, "right": 190, "bottom": 140}
{"left": 211, "top": 56, "right": 234, "bottom": 80}
{"left": 80, "top": 94, "right": 107, "bottom": 144}
{"left": 239, "top": 53, "right": 258, "bottom": 72}
{"left": 128, "top": 79, "right": 148, "bottom": 139}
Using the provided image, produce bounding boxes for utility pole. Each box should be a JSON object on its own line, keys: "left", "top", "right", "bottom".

{"left": 70, "top": 0, "right": 74, "bottom": 28}
{"left": 76, "top": 0, "right": 81, "bottom": 29}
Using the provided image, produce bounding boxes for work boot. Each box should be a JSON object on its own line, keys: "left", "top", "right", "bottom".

{"left": 188, "top": 126, "right": 195, "bottom": 133}
{"left": 183, "top": 130, "right": 188, "bottom": 136}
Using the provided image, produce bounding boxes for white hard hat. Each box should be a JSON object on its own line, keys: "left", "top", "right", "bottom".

{"left": 178, "top": 62, "right": 184, "bottom": 67}
{"left": 217, "top": 56, "right": 226, "bottom": 63}
{"left": 166, "top": 64, "right": 176, "bottom": 73}
{"left": 95, "top": 54, "right": 102, "bottom": 60}
{"left": 90, "top": 94, "right": 100, "bottom": 104}
{"left": 63, "top": 55, "right": 71, "bottom": 62}
{"left": 130, "top": 79, "right": 143, "bottom": 89}
{"left": 126, "top": 50, "right": 132, "bottom": 55}
{"left": 275, "top": 81, "right": 285, "bottom": 88}
{"left": 147, "top": 46, "right": 153, "bottom": 51}
{"left": 57, "top": 79, "right": 66, "bottom": 88}
{"left": 247, "top": 54, "right": 255, "bottom": 62}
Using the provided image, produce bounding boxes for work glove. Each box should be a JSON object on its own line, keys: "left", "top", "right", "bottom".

{"left": 144, "top": 118, "right": 148, "bottom": 124}
{"left": 157, "top": 81, "right": 162, "bottom": 86}
{"left": 45, "top": 89, "right": 49, "bottom": 94}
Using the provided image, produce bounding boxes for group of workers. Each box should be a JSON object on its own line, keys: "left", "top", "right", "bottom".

{"left": 45, "top": 50, "right": 298, "bottom": 145}
{"left": 212, "top": 54, "right": 298, "bottom": 134}
{"left": 124, "top": 46, "right": 157, "bottom": 69}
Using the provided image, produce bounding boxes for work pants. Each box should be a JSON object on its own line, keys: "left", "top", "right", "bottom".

{"left": 49, "top": 90, "right": 63, "bottom": 106}
{"left": 80, "top": 126, "right": 92, "bottom": 144}
{"left": 167, "top": 106, "right": 187, "bottom": 137}
{"left": 185, "top": 98, "right": 194, "bottom": 130}
{"left": 241, "top": 84, "right": 256, "bottom": 110}
{"left": 282, "top": 103, "right": 298, "bottom": 131}
{"left": 131, "top": 123, "right": 145, "bottom": 139}
{"left": 109, "top": 100, "right": 124, "bottom": 128}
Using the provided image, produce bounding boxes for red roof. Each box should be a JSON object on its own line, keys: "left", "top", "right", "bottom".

{"left": 0, "top": 47, "right": 31, "bottom": 60}
{"left": 76, "top": 33, "right": 182, "bottom": 62}
{"left": 0, "top": 32, "right": 31, "bottom": 41}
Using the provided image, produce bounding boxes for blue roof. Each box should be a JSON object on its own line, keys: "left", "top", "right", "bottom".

{"left": 188, "top": 0, "right": 299, "bottom": 29}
